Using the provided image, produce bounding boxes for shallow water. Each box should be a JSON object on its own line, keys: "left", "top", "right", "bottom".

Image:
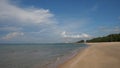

{"left": 0, "top": 43, "right": 87, "bottom": 68}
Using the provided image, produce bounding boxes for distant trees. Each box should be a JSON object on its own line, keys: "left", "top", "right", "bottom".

{"left": 76, "top": 40, "right": 84, "bottom": 43}
{"left": 77, "top": 33, "right": 120, "bottom": 43}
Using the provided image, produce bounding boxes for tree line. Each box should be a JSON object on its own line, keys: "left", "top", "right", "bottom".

{"left": 77, "top": 33, "right": 120, "bottom": 43}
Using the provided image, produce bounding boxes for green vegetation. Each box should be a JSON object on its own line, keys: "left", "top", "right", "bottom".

{"left": 77, "top": 40, "right": 84, "bottom": 43}
{"left": 77, "top": 33, "right": 120, "bottom": 43}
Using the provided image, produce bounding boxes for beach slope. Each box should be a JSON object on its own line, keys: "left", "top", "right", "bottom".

{"left": 58, "top": 42, "right": 120, "bottom": 68}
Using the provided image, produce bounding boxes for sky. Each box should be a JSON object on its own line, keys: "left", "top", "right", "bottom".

{"left": 0, "top": 0, "right": 120, "bottom": 43}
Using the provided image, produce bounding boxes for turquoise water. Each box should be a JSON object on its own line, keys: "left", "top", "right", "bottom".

{"left": 0, "top": 43, "right": 87, "bottom": 68}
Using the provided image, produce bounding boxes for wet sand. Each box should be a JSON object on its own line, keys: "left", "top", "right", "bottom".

{"left": 58, "top": 42, "right": 120, "bottom": 68}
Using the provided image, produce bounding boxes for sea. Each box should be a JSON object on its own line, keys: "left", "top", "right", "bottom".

{"left": 0, "top": 43, "right": 88, "bottom": 68}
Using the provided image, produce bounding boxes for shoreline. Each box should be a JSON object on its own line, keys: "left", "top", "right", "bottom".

{"left": 54, "top": 44, "right": 88, "bottom": 68}
{"left": 58, "top": 42, "right": 120, "bottom": 68}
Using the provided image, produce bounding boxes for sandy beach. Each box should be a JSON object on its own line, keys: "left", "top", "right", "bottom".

{"left": 58, "top": 42, "right": 120, "bottom": 68}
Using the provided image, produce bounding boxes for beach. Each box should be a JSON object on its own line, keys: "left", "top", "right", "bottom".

{"left": 58, "top": 42, "right": 120, "bottom": 68}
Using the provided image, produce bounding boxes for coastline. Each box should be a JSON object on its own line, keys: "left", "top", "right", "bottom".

{"left": 53, "top": 43, "right": 88, "bottom": 68}
{"left": 58, "top": 42, "right": 120, "bottom": 68}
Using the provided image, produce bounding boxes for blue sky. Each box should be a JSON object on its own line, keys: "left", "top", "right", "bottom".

{"left": 0, "top": 0, "right": 120, "bottom": 43}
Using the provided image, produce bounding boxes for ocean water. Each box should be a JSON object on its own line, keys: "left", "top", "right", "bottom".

{"left": 0, "top": 43, "right": 88, "bottom": 68}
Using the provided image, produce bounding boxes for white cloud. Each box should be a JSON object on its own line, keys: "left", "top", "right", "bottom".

{"left": 2, "top": 32, "right": 24, "bottom": 40}
{"left": 0, "top": 0, "right": 92, "bottom": 43}
{"left": 0, "top": 0, "right": 54, "bottom": 24}
{"left": 61, "top": 31, "right": 91, "bottom": 38}
{"left": 0, "top": 0, "right": 61, "bottom": 42}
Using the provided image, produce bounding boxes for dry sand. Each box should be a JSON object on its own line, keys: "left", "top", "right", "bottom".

{"left": 58, "top": 42, "right": 120, "bottom": 68}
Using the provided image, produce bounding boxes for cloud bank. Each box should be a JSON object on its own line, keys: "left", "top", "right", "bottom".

{"left": 62, "top": 31, "right": 91, "bottom": 38}
{"left": 0, "top": 0, "right": 92, "bottom": 43}
{"left": 0, "top": 0, "right": 61, "bottom": 43}
{"left": 0, "top": 0, "right": 54, "bottom": 24}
